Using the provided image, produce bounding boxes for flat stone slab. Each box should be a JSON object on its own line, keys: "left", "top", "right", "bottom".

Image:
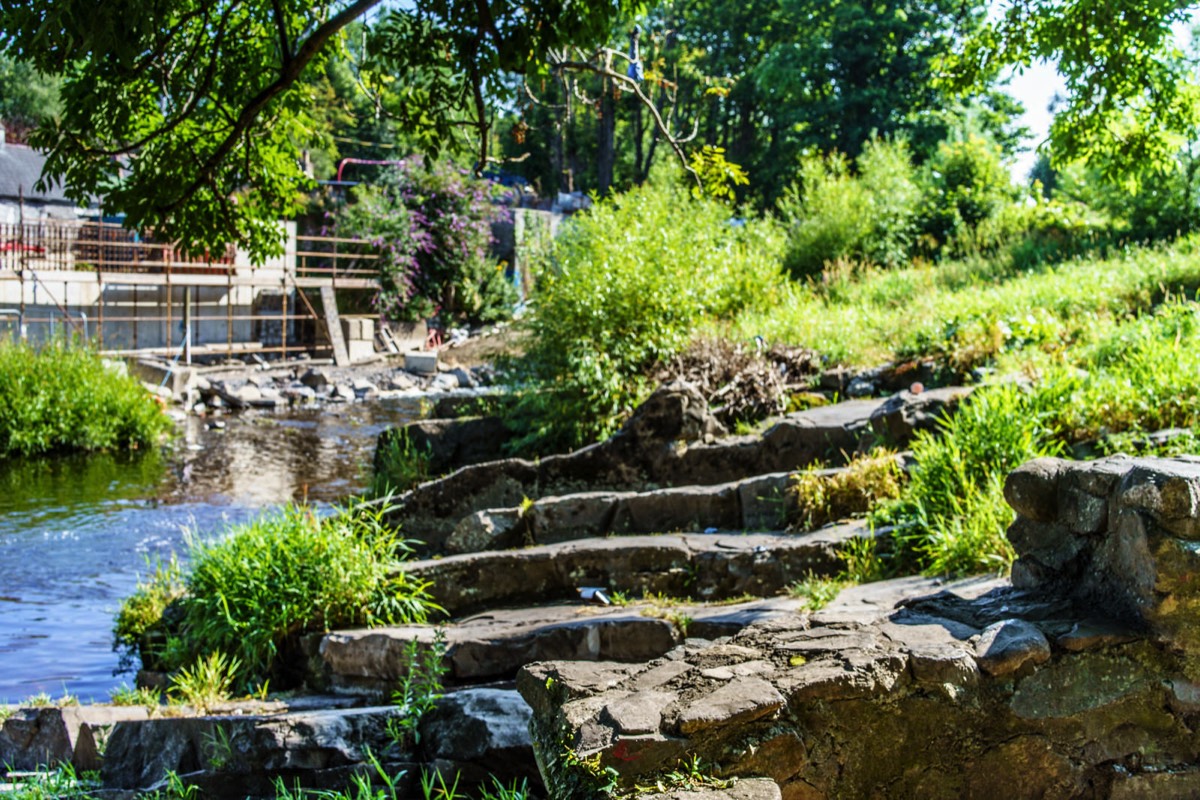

{"left": 402, "top": 526, "right": 872, "bottom": 617}
{"left": 318, "top": 597, "right": 813, "bottom": 697}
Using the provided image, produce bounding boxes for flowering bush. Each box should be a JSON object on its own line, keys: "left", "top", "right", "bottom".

{"left": 337, "top": 160, "right": 516, "bottom": 325}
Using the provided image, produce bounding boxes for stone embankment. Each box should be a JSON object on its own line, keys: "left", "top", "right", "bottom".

{"left": 1, "top": 380, "right": 971, "bottom": 797}
{"left": 519, "top": 455, "right": 1200, "bottom": 798}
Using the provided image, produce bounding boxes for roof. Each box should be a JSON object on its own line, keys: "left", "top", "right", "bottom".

{"left": 0, "top": 142, "right": 77, "bottom": 206}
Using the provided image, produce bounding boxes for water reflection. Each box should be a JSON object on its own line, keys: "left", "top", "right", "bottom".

{"left": 0, "top": 398, "right": 421, "bottom": 701}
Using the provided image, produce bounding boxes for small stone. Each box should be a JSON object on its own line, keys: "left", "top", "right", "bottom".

{"left": 299, "top": 367, "right": 330, "bottom": 389}
{"left": 429, "top": 372, "right": 461, "bottom": 392}
{"left": 974, "top": 619, "right": 1051, "bottom": 677}
{"left": 1056, "top": 619, "right": 1141, "bottom": 652}
{"left": 329, "top": 384, "right": 355, "bottom": 402}
{"left": 388, "top": 371, "right": 417, "bottom": 391}
{"left": 352, "top": 379, "right": 379, "bottom": 398}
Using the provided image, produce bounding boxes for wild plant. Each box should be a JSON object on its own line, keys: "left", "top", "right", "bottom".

{"left": 108, "top": 683, "right": 161, "bottom": 711}
{"left": 387, "top": 630, "right": 449, "bottom": 748}
{"left": 168, "top": 651, "right": 241, "bottom": 711}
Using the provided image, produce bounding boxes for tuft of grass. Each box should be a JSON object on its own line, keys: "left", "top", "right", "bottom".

{"left": 369, "top": 428, "right": 433, "bottom": 497}
{"left": 788, "top": 572, "right": 847, "bottom": 611}
{"left": 789, "top": 450, "right": 906, "bottom": 531}
{"left": 168, "top": 651, "right": 240, "bottom": 711}
{"left": 0, "top": 339, "right": 171, "bottom": 457}
{"left": 115, "top": 498, "right": 440, "bottom": 687}
{"left": 108, "top": 683, "right": 162, "bottom": 711}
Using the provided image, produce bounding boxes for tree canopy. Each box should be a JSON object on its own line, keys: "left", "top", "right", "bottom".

{"left": 2, "top": 0, "right": 1197, "bottom": 257}
{"left": 0, "top": 0, "right": 632, "bottom": 258}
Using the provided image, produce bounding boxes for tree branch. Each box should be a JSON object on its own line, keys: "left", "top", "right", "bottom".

{"left": 551, "top": 56, "right": 701, "bottom": 186}
{"left": 162, "top": 0, "right": 385, "bottom": 213}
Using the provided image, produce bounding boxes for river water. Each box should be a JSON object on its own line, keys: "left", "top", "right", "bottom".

{"left": 0, "top": 400, "right": 422, "bottom": 703}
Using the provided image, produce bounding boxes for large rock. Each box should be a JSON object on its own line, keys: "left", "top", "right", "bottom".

{"left": 0, "top": 705, "right": 150, "bottom": 772}
{"left": 378, "top": 417, "right": 512, "bottom": 478}
{"left": 417, "top": 688, "right": 539, "bottom": 789}
{"left": 1005, "top": 455, "right": 1200, "bottom": 661}
{"left": 399, "top": 527, "right": 868, "bottom": 617}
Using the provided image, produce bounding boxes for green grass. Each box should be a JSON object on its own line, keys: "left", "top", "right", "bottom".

{"left": 115, "top": 499, "right": 440, "bottom": 688}
{"left": 788, "top": 450, "right": 906, "bottom": 531}
{"left": 728, "top": 235, "right": 1200, "bottom": 368}
{"left": 0, "top": 339, "right": 171, "bottom": 457}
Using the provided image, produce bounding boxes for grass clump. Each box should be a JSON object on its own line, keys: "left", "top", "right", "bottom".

{"left": 115, "top": 499, "right": 438, "bottom": 688}
{"left": 108, "top": 683, "right": 161, "bottom": 711}
{"left": 0, "top": 339, "right": 171, "bottom": 457}
{"left": 167, "top": 651, "right": 241, "bottom": 711}
{"left": 509, "top": 178, "right": 786, "bottom": 452}
{"left": 877, "top": 383, "right": 1061, "bottom": 576}
{"left": 369, "top": 427, "right": 433, "bottom": 497}
{"left": 789, "top": 450, "right": 906, "bottom": 531}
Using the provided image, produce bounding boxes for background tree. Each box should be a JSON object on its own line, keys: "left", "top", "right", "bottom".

{"left": 0, "top": 54, "right": 62, "bottom": 144}
{"left": 0, "top": 0, "right": 635, "bottom": 259}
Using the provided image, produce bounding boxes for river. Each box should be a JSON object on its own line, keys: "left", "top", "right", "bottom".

{"left": 0, "top": 399, "right": 422, "bottom": 703}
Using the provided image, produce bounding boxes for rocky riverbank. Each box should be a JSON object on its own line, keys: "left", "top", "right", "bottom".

{"left": 9, "top": 372, "right": 1200, "bottom": 798}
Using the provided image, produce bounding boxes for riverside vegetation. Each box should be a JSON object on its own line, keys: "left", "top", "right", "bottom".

{"left": 0, "top": 340, "right": 171, "bottom": 457}
{"left": 24, "top": 139, "right": 1200, "bottom": 798}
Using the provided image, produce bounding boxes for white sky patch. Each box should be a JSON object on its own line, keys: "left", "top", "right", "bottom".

{"left": 1004, "top": 60, "right": 1062, "bottom": 184}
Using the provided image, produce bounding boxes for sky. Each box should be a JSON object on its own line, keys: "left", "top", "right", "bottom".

{"left": 1004, "top": 60, "right": 1063, "bottom": 183}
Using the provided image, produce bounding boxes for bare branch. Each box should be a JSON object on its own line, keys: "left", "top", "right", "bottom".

{"left": 551, "top": 56, "right": 700, "bottom": 186}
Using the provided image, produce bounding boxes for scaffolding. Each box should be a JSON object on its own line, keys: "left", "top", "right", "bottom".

{"left": 0, "top": 220, "right": 380, "bottom": 363}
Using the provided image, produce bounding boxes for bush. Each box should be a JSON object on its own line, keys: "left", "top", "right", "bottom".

{"left": 920, "top": 135, "right": 1014, "bottom": 251}
{"left": 337, "top": 159, "right": 516, "bottom": 326}
{"left": 115, "top": 499, "right": 438, "bottom": 687}
{"left": 779, "top": 139, "right": 920, "bottom": 279}
{"left": 509, "top": 180, "right": 785, "bottom": 452}
{"left": 0, "top": 340, "right": 171, "bottom": 457}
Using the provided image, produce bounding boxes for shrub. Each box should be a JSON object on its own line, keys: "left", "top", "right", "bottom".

{"left": 0, "top": 340, "right": 171, "bottom": 457}
{"left": 115, "top": 499, "right": 438, "bottom": 687}
{"left": 920, "top": 135, "right": 1014, "bottom": 251}
{"left": 509, "top": 180, "right": 785, "bottom": 452}
{"left": 779, "top": 139, "right": 920, "bottom": 279}
{"left": 337, "top": 159, "right": 516, "bottom": 326}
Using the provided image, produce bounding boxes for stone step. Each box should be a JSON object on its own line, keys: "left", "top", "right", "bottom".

{"left": 405, "top": 524, "right": 874, "bottom": 618}
{"left": 446, "top": 470, "right": 798, "bottom": 553}
{"left": 315, "top": 596, "right": 810, "bottom": 697}
{"left": 391, "top": 383, "right": 969, "bottom": 554}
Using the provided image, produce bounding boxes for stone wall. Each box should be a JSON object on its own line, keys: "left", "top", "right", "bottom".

{"left": 517, "top": 456, "right": 1200, "bottom": 799}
